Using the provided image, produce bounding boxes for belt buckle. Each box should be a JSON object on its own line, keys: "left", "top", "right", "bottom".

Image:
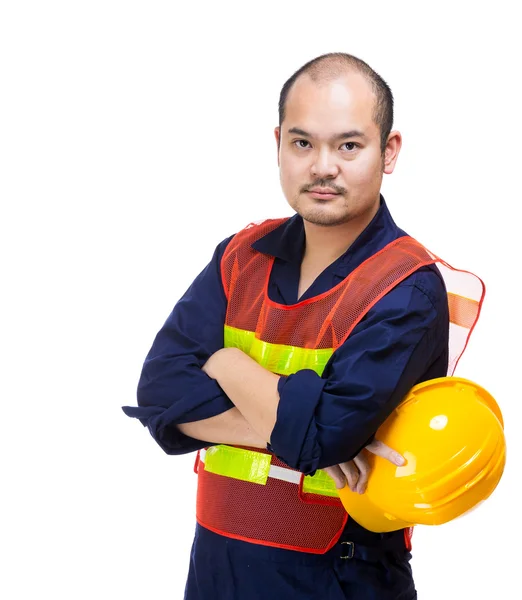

{"left": 340, "top": 540, "right": 355, "bottom": 559}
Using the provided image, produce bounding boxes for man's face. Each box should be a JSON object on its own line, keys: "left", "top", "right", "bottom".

{"left": 275, "top": 72, "right": 389, "bottom": 227}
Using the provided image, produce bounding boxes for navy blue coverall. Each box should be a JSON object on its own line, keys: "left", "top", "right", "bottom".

{"left": 123, "top": 196, "right": 449, "bottom": 599}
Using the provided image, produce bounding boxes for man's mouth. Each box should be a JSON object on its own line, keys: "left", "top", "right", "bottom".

{"left": 306, "top": 188, "right": 340, "bottom": 199}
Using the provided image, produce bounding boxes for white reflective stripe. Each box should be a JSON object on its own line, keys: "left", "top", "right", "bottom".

{"left": 198, "top": 448, "right": 301, "bottom": 485}
{"left": 268, "top": 464, "right": 301, "bottom": 484}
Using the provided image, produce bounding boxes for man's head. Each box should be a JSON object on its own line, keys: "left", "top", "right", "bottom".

{"left": 275, "top": 52, "right": 402, "bottom": 228}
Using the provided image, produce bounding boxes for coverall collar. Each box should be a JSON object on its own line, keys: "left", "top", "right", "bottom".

{"left": 251, "top": 194, "right": 399, "bottom": 268}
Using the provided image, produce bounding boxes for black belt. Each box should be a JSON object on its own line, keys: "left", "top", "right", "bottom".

{"left": 339, "top": 529, "right": 407, "bottom": 562}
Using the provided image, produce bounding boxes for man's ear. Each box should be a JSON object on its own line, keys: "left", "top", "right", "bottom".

{"left": 274, "top": 127, "right": 281, "bottom": 167}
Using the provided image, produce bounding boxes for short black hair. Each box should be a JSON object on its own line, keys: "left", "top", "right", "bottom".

{"left": 278, "top": 52, "right": 394, "bottom": 154}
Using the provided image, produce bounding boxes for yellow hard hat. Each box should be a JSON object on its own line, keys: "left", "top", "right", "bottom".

{"left": 337, "top": 377, "right": 506, "bottom": 533}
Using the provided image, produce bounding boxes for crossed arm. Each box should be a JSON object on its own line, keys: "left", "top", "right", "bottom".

{"left": 177, "top": 347, "right": 280, "bottom": 448}
{"left": 177, "top": 347, "right": 406, "bottom": 494}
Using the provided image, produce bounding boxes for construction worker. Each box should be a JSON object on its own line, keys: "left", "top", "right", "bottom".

{"left": 123, "top": 52, "right": 485, "bottom": 599}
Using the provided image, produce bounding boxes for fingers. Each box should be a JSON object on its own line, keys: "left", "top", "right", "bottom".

{"left": 322, "top": 465, "right": 346, "bottom": 489}
{"left": 366, "top": 439, "right": 405, "bottom": 466}
{"left": 323, "top": 463, "right": 360, "bottom": 492}
{"left": 325, "top": 459, "right": 371, "bottom": 494}
{"left": 338, "top": 461, "right": 360, "bottom": 493}
{"left": 352, "top": 454, "right": 371, "bottom": 494}
{"left": 324, "top": 440, "right": 405, "bottom": 497}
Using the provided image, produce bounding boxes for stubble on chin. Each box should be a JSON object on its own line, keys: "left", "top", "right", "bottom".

{"left": 292, "top": 192, "right": 352, "bottom": 227}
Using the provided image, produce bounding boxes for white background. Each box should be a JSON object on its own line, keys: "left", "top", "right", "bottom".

{"left": 1, "top": 1, "right": 520, "bottom": 598}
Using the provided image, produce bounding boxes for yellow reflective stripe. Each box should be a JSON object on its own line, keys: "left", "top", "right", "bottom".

{"left": 224, "top": 325, "right": 334, "bottom": 376}
{"left": 201, "top": 445, "right": 339, "bottom": 498}
{"left": 303, "top": 469, "right": 340, "bottom": 498}
{"left": 203, "top": 445, "right": 271, "bottom": 485}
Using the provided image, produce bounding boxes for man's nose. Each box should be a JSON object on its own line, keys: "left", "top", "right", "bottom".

{"left": 310, "top": 149, "right": 339, "bottom": 178}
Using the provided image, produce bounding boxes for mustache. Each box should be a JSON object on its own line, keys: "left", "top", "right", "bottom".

{"left": 302, "top": 182, "right": 346, "bottom": 194}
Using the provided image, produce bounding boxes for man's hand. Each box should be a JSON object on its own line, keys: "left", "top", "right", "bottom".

{"left": 323, "top": 440, "right": 405, "bottom": 494}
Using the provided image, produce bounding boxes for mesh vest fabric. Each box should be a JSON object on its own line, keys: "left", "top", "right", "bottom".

{"left": 195, "top": 218, "right": 484, "bottom": 553}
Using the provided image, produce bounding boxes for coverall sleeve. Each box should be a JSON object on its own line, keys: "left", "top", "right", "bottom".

{"left": 268, "top": 267, "right": 450, "bottom": 474}
{"left": 122, "top": 235, "right": 235, "bottom": 455}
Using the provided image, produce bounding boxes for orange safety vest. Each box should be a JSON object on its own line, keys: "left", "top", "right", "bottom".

{"left": 195, "top": 218, "right": 484, "bottom": 553}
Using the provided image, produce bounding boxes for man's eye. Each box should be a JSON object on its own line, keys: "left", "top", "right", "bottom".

{"left": 294, "top": 140, "right": 310, "bottom": 149}
{"left": 342, "top": 142, "right": 358, "bottom": 151}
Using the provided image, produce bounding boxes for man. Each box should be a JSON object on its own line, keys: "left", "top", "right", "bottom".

{"left": 123, "top": 52, "right": 452, "bottom": 599}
